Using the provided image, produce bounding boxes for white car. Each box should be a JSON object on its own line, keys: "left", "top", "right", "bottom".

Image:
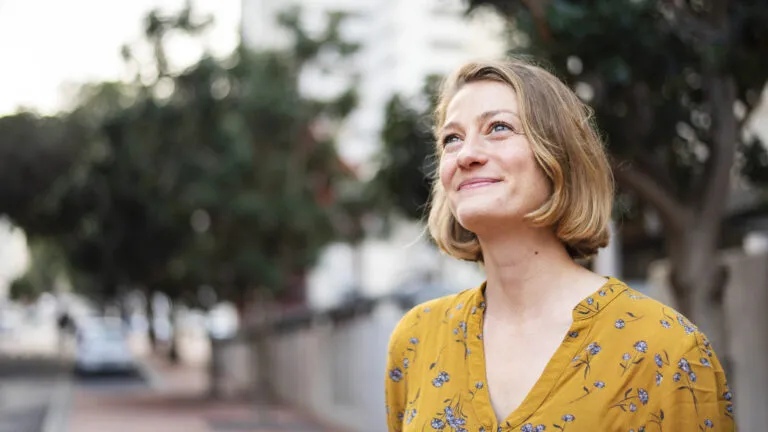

{"left": 75, "top": 318, "right": 136, "bottom": 374}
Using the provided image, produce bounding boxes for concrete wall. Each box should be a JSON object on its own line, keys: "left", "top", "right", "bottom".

{"left": 648, "top": 248, "right": 768, "bottom": 431}
{"left": 256, "top": 299, "right": 404, "bottom": 432}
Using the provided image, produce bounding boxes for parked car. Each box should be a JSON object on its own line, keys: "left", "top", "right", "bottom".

{"left": 75, "top": 317, "right": 136, "bottom": 374}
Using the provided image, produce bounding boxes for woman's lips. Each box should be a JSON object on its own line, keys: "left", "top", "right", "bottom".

{"left": 457, "top": 178, "right": 501, "bottom": 191}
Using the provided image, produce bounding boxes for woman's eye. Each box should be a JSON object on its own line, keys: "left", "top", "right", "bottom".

{"left": 442, "top": 134, "right": 460, "bottom": 146}
{"left": 490, "top": 122, "right": 512, "bottom": 133}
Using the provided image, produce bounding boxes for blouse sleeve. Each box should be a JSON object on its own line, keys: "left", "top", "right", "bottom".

{"left": 654, "top": 332, "right": 735, "bottom": 431}
{"left": 384, "top": 313, "right": 412, "bottom": 432}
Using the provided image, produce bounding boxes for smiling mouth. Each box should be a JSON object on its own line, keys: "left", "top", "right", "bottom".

{"left": 458, "top": 180, "right": 500, "bottom": 191}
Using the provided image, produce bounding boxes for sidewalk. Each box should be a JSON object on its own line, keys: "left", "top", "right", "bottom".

{"left": 64, "top": 355, "right": 341, "bottom": 432}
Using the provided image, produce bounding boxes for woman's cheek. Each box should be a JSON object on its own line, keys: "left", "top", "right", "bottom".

{"left": 438, "top": 156, "right": 455, "bottom": 190}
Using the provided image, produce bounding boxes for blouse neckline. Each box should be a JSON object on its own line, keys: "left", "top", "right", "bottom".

{"left": 465, "top": 277, "right": 628, "bottom": 430}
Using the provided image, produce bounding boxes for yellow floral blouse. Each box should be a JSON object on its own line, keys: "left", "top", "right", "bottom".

{"left": 385, "top": 278, "right": 735, "bottom": 432}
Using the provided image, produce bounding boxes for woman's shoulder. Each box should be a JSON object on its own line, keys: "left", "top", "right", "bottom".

{"left": 387, "top": 286, "right": 479, "bottom": 349}
{"left": 604, "top": 281, "right": 714, "bottom": 357}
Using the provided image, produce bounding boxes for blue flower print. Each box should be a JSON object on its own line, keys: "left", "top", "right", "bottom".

{"left": 594, "top": 381, "right": 606, "bottom": 389}
{"left": 704, "top": 419, "right": 714, "bottom": 428}
{"left": 521, "top": 425, "right": 533, "bottom": 432}
{"left": 432, "top": 371, "right": 451, "bottom": 387}
{"left": 390, "top": 368, "right": 403, "bottom": 382}
{"left": 634, "top": 340, "right": 648, "bottom": 353}
{"left": 569, "top": 331, "right": 579, "bottom": 338}
{"left": 431, "top": 418, "right": 446, "bottom": 429}
{"left": 553, "top": 414, "right": 574, "bottom": 430}
{"left": 448, "top": 416, "right": 466, "bottom": 429}
{"left": 615, "top": 319, "right": 625, "bottom": 329}
{"left": 673, "top": 372, "right": 682, "bottom": 382}
{"left": 587, "top": 342, "right": 601, "bottom": 356}
{"left": 406, "top": 409, "right": 417, "bottom": 424}
{"left": 678, "top": 358, "right": 691, "bottom": 373}
{"left": 724, "top": 391, "right": 733, "bottom": 401}
{"left": 573, "top": 342, "right": 601, "bottom": 378}
{"left": 475, "top": 381, "right": 484, "bottom": 389}
{"left": 611, "top": 388, "right": 648, "bottom": 413}
{"left": 660, "top": 319, "right": 671, "bottom": 328}
{"left": 620, "top": 342, "right": 648, "bottom": 376}
{"left": 535, "top": 425, "right": 545, "bottom": 432}
{"left": 410, "top": 337, "right": 419, "bottom": 345}
{"left": 403, "top": 358, "right": 410, "bottom": 369}
{"left": 599, "top": 290, "right": 607, "bottom": 296}
{"left": 638, "top": 388, "right": 649, "bottom": 405}
{"left": 701, "top": 357, "right": 711, "bottom": 367}
{"left": 654, "top": 353, "right": 663, "bottom": 368}
{"left": 689, "top": 371, "right": 697, "bottom": 382}
{"left": 586, "top": 297, "right": 594, "bottom": 305}
{"left": 655, "top": 371, "right": 663, "bottom": 386}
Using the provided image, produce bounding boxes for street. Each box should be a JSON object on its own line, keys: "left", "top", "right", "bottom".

{"left": 0, "top": 357, "right": 67, "bottom": 432}
{"left": 0, "top": 323, "right": 339, "bottom": 432}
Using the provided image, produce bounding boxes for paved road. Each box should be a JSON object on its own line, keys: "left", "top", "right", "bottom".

{"left": 0, "top": 356, "right": 148, "bottom": 432}
{"left": 0, "top": 357, "right": 66, "bottom": 432}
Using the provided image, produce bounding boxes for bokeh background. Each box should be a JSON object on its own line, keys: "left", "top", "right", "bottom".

{"left": 0, "top": 0, "right": 766, "bottom": 431}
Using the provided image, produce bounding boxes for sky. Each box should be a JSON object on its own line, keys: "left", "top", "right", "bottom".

{"left": 0, "top": 0, "right": 241, "bottom": 115}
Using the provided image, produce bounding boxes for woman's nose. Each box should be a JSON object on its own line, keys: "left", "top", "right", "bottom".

{"left": 456, "top": 134, "right": 488, "bottom": 168}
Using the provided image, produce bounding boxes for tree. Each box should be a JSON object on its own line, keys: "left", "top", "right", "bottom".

{"left": 0, "top": 4, "right": 360, "bottom": 381}
{"left": 456, "top": 0, "right": 768, "bottom": 359}
{"left": 370, "top": 0, "right": 768, "bottom": 371}
{"left": 368, "top": 76, "right": 442, "bottom": 225}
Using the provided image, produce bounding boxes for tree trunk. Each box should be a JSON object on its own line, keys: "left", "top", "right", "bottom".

{"left": 252, "top": 328, "right": 277, "bottom": 403}
{"left": 667, "top": 228, "right": 731, "bottom": 375}
{"left": 146, "top": 288, "right": 158, "bottom": 352}
{"left": 167, "top": 301, "right": 181, "bottom": 364}
{"left": 251, "top": 289, "right": 278, "bottom": 403}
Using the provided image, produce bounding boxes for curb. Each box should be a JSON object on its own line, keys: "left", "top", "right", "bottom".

{"left": 135, "top": 357, "right": 166, "bottom": 391}
{"left": 41, "top": 373, "right": 73, "bottom": 432}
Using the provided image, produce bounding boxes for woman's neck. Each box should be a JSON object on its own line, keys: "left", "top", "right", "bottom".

{"left": 478, "top": 225, "right": 599, "bottom": 326}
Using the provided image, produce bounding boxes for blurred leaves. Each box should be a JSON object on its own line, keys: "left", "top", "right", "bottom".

{"left": 468, "top": 0, "right": 768, "bottom": 201}
{"left": 0, "top": 5, "right": 360, "bottom": 307}
{"left": 368, "top": 75, "right": 441, "bottom": 222}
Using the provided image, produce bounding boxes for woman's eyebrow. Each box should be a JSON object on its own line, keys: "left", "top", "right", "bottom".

{"left": 440, "top": 109, "right": 519, "bottom": 134}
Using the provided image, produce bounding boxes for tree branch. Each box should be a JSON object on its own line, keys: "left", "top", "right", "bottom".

{"left": 699, "top": 74, "right": 738, "bottom": 230}
{"left": 611, "top": 157, "right": 689, "bottom": 234}
{"left": 520, "top": 0, "right": 553, "bottom": 42}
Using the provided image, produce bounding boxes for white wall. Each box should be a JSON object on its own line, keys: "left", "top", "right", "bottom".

{"left": 0, "top": 218, "right": 29, "bottom": 300}
{"left": 266, "top": 299, "right": 404, "bottom": 432}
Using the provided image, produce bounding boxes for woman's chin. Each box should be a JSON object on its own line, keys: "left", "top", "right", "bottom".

{"left": 455, "top": 206, "right": 510, "bottom": 232}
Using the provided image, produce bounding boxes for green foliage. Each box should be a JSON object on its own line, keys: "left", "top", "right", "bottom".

{"left": 0, "top": 5, "right": 359, "bottom": 306}
{"left": 468, "top": 0, "right": 768, "bottom": 198}
{"left": 369, "top": 76, "right": 442, "bottom": 221}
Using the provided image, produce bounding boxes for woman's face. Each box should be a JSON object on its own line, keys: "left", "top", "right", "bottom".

{"left": 438, "top": 80, "right": 551, "bottom": 234}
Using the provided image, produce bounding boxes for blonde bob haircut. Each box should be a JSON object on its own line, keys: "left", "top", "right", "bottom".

{"left": 427, "top": 58, "right": 614, "bottom": 261}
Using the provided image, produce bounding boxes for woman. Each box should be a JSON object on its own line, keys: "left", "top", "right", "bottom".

{"left": 385, "top": 59, "right": 735, "bottom": 432}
